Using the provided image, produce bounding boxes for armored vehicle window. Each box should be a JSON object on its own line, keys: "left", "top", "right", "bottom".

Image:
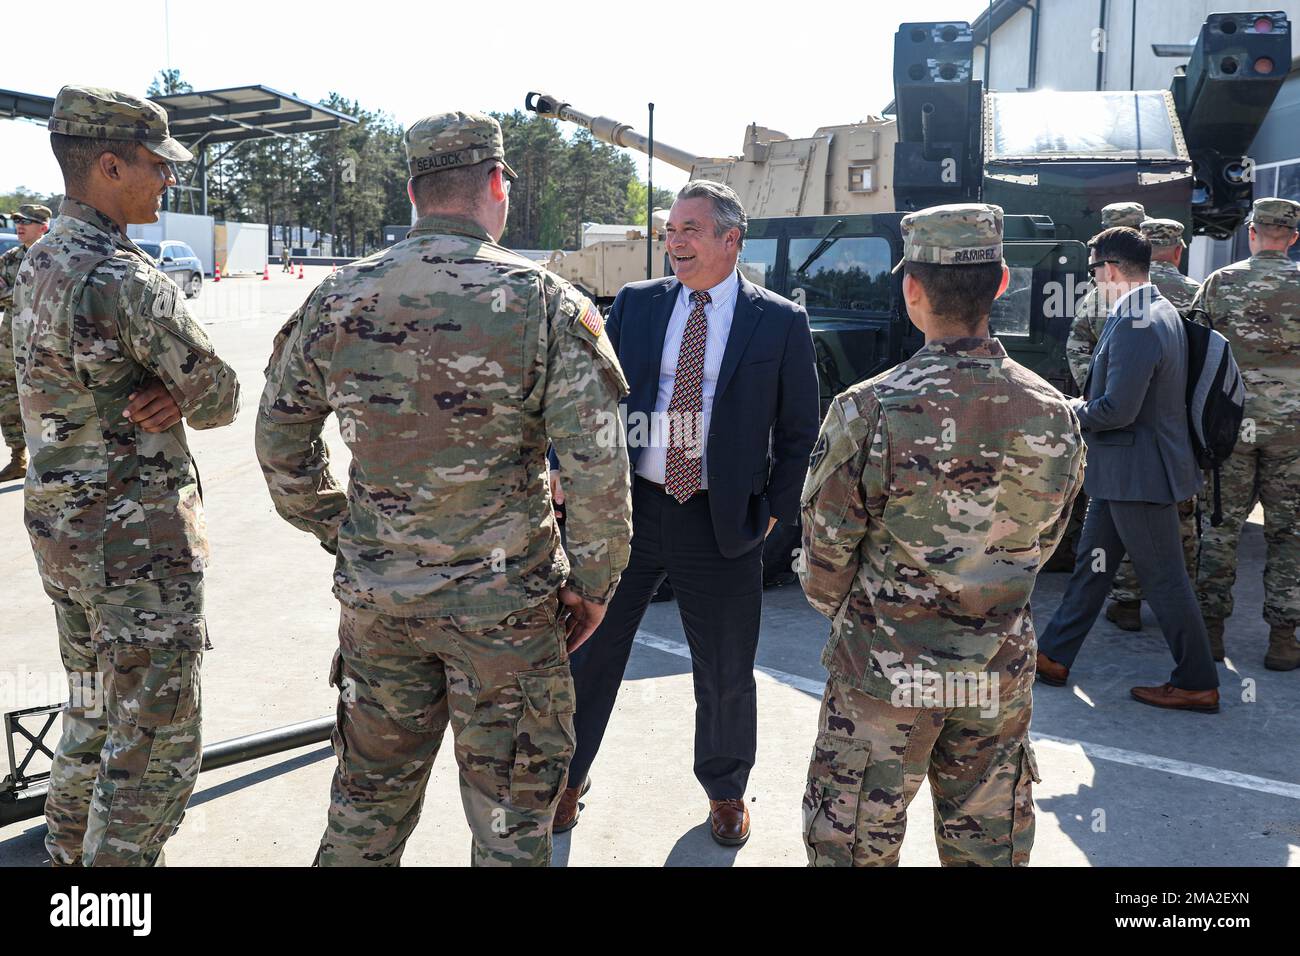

{"left": 988, "top": 266, "right": 1033, "bottom": 337}
{"left": 1277, "top": 161, "right": 1300, "bottom": 202}
{"left": 989, "top": 91, "right": 1181, "bottom": 160}
{"left": 788, "top": 236, "right": 892, "bottom": 312}
{"left": 738, "top": 238, "right": 779, "bottom": 289}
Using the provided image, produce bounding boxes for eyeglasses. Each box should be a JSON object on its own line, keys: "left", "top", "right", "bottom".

{"left": 1086, "top": 259, "right": 1119, "bottom": 277}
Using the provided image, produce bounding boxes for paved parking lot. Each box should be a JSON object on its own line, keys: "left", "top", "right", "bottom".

{"left": 2, "top": 267, "right": 1295, "bottom": 866}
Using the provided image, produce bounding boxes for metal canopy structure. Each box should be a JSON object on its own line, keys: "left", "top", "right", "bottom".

{"left": 151, "top": 84, "right": 357, "bottom": 147}
{"left": 0, "top": 84, "right": 358, "bottom": 216}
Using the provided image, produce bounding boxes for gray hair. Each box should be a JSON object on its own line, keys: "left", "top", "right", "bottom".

{"left": 676, "top": 179, "right": 746, "bottom": 250}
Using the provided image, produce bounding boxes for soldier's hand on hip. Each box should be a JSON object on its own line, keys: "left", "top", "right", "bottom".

{"left": 124, "top": 381, "right": 183, "bottom": 432}
{"left": 558, "top": 585, "right": 606, "bottom": 654}
{"left": 549, "top": 470, "right": 565, "bottom": 506}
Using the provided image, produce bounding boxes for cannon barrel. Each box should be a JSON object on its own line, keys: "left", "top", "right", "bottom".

{"left": 525, "top": 91, "right": 701, "bottom": 174}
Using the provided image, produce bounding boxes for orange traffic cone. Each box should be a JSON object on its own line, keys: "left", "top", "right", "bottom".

{"left": 214, "top": 264, "right": 221, "bottom": 283}
{"left": 298, "top": 264, "right": 304, "bottom": 280}
{"left": 263, "top": 265, "right": 269, "bottom": 281}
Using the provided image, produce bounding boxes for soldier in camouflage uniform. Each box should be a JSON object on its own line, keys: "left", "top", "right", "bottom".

{"left": 799, "top": 204, "right": 1085, "bottom": 867}
{"left": 1105, "top": 217, "right": 1202, "bottom": 633}
{"left": 1192, "top": 198, "right": 1300, "bottom": 671}
{"left": 0, "top": 203, "right": 52, "bottom": 481}
{"left": 256, "top": 111, "right": 633, "bottom": 866}
{"left": 1066, "top": 202, "right": 1146, "bottom": 390}
{"left": 12, "top": 87, "right": 241, "bottom": 866}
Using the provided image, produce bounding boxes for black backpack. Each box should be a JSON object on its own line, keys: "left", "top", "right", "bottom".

{"left": 1182, "top": 311, "right": 1246, "bottom": 525}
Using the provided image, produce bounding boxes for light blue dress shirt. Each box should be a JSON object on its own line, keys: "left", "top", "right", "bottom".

{"left": 635, "top": 271, "right": 741, "bottom": 487}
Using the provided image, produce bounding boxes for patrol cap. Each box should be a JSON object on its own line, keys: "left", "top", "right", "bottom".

{"left": 47, "top": 85, "right": 193, "bottom": 164}
{"left": 9, "top": 203, "right": 53, "bottom": 224}
{"left": 1101, "top": 202, "right": 1146, "bottom": 229}
{"left": 404, "top": 111, "right": 517, "bottom": 181}
{"left": 893, "top": 202, "right": 1004, "bottom": 274}
{"left": 1140, "top": 217, "right": 1186, "bottom": 248}
{"left": 1247, "top": 197, "right": 1300, "bottom": 229}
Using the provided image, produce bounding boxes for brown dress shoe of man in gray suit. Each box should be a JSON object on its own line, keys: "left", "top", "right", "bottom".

{"left": 1130, "top": 683, "right": 1219, "bottom": 713}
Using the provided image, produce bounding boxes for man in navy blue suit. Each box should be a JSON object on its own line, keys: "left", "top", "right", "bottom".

{"left": 551, "top": 180, "right": 820, "bottom": 846}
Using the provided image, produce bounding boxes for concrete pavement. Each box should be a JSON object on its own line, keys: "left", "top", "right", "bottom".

{"left": 1, "top": 266, "right": 1295, "bottom": 866}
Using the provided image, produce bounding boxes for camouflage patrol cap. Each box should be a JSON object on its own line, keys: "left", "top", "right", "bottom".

{"left": 404, "top": 111, "right": 518, "bottom": 181}
{"left": 1247, "top": 197, "right": 1300, "bottom": 229}
{"left": 47, "top": 85, "right": 193, "bottom": 163}
{"left": 9, "top": 203, "right": 53, "bottom": 224}
{"left": 893, "top": 202, "right": 1003, "bottom": 274}
{"left": 1101, "top": 202, "right": 1146, "bottom": 228}
{"left": 1140, "top": 218, "right": 1186, "bottom": 247}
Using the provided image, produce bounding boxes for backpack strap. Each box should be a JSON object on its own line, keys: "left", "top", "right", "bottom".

{"left": 1211, "top": 466, "right": 1224, "bottom": 527}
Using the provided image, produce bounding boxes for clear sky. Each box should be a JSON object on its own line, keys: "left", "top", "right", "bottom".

{"left": 1, "top": 0, "right": 992, "bottom": 196}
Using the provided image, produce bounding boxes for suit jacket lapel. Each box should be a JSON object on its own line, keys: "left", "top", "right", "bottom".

{"left": 714, "top": 274, "right": 763, "bottom": 399}
{"left": 649, "top": 279, "right": 678, "bottom": 373}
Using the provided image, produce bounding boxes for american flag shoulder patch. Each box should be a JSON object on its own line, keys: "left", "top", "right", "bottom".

{"left": 578, "top": 300, "right": 603, "bottom": 338}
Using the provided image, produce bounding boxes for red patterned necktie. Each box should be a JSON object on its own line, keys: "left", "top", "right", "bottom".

{"left": 664, "top": 289, "right": 711, "bottom": 502}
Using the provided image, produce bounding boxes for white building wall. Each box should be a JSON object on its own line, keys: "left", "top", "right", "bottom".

{"left": 976, "top": 0, "right": 1300, "bottom": 94}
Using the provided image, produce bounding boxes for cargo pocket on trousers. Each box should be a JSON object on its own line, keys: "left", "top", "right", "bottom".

{"left": 803, "top": 731, "right": 871, "bottom": 867}
{"left": 1010, "top": 742, "right": 1041, "bottom": 867}
{"left": 93, "top": 787, "right": 185, "bottom": 865}
{"left": 96, "top": 605, "right": 206, "bottom": 728}
{"left": 509, "top": 664, "right": 577, "bottom": 811}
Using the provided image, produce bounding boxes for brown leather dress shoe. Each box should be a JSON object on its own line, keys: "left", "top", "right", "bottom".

{"left": 1035, "top": 652, "right": 1069, "bottom": 687}
{"left": 708, "top": 798, "right": 751, "bottom": 847}
{"left": 553, "top": 776, "right": 591, "bottom": 834}
{"left": 1130, "top": 683, "right": 1219, "bottom": 713}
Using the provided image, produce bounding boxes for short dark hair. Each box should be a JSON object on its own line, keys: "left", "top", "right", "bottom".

{"left": 903, "top": 260, "right": 1004, "bottom": 332}
{"left": 1089, "top": 226, "right": 1151, "bottom": 277}
{"left": 410, "top": 160, "right": 498, "bottom": 215}
{"left": 50, "top": 132, "right": 142, "bottom": 191}
{"left": 1253, "top": 222, "right": 1297, "bottom": 244}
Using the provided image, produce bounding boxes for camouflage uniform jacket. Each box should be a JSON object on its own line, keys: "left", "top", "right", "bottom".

{"left": 1066, "top": 284, "right": 1107, "bottom": 389}
{"left": 0, "top": 241, "right": 25, "bottom": 314}
{"left": 11, "top": 199, "right": 241, "bottom": 591}
{"left": 1149, "top": 260, "right": 1200, "bottom": 314}
{"left": 256, "top": 214, "right": 633, "bottom": 624}
{"left": 1191, "top": 249, "right": 1300, "bottom": 447}
{"left": 800, "top": 337, "right": 1086, "bottom": 699}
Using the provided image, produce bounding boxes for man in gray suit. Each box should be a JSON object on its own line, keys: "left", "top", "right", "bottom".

{"left": 1036, "top": 227, "right": 1219, "bottom": 713}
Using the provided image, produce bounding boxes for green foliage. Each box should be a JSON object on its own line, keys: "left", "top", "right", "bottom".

{"left": 148, "top": 70, "right": 193, "bottom": 96}
{"left": 0, "top": 188, "right": 62, "bottom": 228}
{"left": 152, "top": 69, "right": 661, "bottom": 257}
{"left": 495, "top": 112, "right": 650, "bottom": 249}
{"left": 624, "top": 180, "right": 675, "bottom": 226}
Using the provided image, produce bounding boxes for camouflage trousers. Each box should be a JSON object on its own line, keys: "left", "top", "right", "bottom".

{"left": 42, "top": 572, "right": 206, "bottom": 867}
{"left": 318, "top": 596, "right": 576, "bottom": 867}
{"left": 0, "top": 312, "right": 22, "bottom": 450}
{"left": 1110, "top": 496, "right": 1199, "bottom": 604}
{"left": 1196, "top": 439, "right": 1300, "bottom": 627}
{"left": 803, "top": 672, "right": 1038, "bottom": 867}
